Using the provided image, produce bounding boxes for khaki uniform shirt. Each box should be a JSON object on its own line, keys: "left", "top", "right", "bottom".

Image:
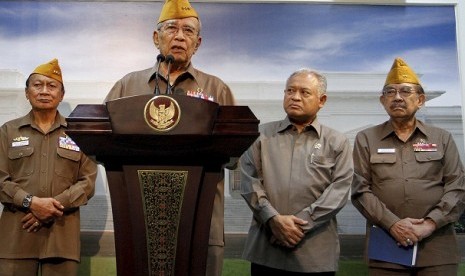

{"left": 240, "top": 117, "right": 354, "bottom": 272}
{"left": 351, "top": 120, "right": 465, "bottom": 268}
{"left": 104, "top": 62, "right": 235, "bottom": 106}
{"left": 0, "top": 111, "right": 97, "bottom": 261}
{"left": 104, "top": 62, "right": 235, "bottom": 248}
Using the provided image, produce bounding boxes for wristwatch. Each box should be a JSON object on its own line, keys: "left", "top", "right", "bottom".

{"left": 22, "top": 194, "right": 33, "bottom": 209}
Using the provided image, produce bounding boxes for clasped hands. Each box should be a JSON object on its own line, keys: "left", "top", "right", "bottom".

{"left": 389, "top": 217, "right": 436, "bottom": 247}
{"left": 268, "top": 214, "right": 308, "bottom": 248}
{"left": 21, "top": 197, "right": 64, "bottom": 233}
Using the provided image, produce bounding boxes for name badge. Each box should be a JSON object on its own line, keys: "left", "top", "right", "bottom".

{"left": 12, "top": 140, "right": 29, "bottom": 147}
{"left": 377, "top": 148, "right": 395, "bottom": 153}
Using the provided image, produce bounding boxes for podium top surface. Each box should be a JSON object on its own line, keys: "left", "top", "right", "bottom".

{"left": 65, "top": 94, "right": 260, "bottom": 161}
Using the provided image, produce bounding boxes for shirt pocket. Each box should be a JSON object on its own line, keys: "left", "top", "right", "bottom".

{"left": 307, "top": 155, "right": 336, "bottom": 183}
{"left": 413, "top": 151, "right": 444, "bottom": 180}
{"left": 8, "top": 146, "right": 34, "bottom": 177}
{"left": 369, "top": 153, "right": 396, "bottom": 181}
{"left": 55, "top": 147, "right": 81, "bottom": 182}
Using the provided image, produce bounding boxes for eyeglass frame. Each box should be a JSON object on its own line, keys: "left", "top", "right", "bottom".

{"left": 382, "top": 85, "right": 422, "bottom": 98}
{"left": 157, "top": 20, "right": 199, "bottom": 38}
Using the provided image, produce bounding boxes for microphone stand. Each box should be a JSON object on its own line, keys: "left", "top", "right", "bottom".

{"left": 165, "top": 55, "right": 175, "bottom": 95}
{"left": 154, "top": 54, "right": 165, "bottom": 95}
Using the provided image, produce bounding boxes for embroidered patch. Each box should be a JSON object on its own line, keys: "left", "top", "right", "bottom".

{"left": 59, "top": 135, "right": 80, "bottom": 152}
{"left": 186, "top": 88, "right": 214, "bottom": 102}
{"left": 413, "top": 142, "right": 437, "bottom": 152}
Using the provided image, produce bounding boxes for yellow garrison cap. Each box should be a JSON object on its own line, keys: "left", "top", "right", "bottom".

{"left": 30, "top": 58, "right": 63, "bottom": 84}
{"left": 384, "top": 57, "right": 420, "bottom": 86}
{"left": 158, "top": 0, "right": 199, "bottom": 23}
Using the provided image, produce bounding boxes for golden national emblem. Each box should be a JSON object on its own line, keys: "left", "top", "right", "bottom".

{"left": 144, "top": 95, "right": 181, "bottom": 132}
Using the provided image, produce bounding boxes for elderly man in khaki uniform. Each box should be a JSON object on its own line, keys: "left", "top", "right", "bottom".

{"left": 351, "top": 57, "right": 465, "bottom": 275}
{"left": 104, "top": 0, "right": 234, "bottom": 275}
{"left": 0, "top": 59, "right": 97, "bottom": 276}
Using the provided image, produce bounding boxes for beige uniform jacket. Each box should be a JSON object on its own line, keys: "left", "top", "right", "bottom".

{"left": 104, "top": 62, "right": 235, "bottom": 248}
{"left": 351, "top": 120, "right": 465, "bottom": 268}
{"left": 240, "top": 117, "right": 354, "bottom": 272}
{"left": 0, "top": 112, "right": 97, "bottom": 261}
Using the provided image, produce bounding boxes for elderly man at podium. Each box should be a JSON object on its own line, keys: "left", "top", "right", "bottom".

{"left": 0, "top": 59, "right": 97, "bottom": 276}
{"left": 104, "top": 0, "right": 235, "bottom": 275}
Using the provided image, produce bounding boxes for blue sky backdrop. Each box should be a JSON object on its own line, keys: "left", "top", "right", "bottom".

{"left": 0, "top": 1, "right": 459, "bottom": 106}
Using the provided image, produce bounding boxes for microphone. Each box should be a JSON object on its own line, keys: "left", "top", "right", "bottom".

{"left": 154, "top": 54, "right": 165, "bottom": 95}
{"left": 165, "top": 55, "right": 175, "bottom": 95}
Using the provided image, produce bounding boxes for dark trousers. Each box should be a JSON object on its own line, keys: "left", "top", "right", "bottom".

{"left": 251, "top": 263, "right": 336, "bottom": 276}
{"left": 369, "top": 264, "right": 458, "bottom": 276}
{"left": 0, "top": 258, "right": 78, "bottom": 276}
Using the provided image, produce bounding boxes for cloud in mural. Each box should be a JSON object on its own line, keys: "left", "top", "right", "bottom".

{"left": 0, "top": 2, "right": 460, "bottom": 106}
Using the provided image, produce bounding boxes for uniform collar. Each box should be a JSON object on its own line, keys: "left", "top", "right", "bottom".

{"left": 148, "top": 61, "right": 196, "bottom": 84}
{"left": 380, "top": 118, "right": 428, "bottom": 140}
{"left": 278, "top": 116, "right": 321, "bottom": 138}
{"left": 19, "top": 111, "right": 67, "bottom": 132}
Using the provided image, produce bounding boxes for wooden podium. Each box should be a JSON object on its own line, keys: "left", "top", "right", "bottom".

{"left": 65, "top": 95, "right": 259, "bottom": 276}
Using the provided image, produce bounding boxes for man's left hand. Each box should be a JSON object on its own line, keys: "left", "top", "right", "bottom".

{"left": 21, "top": 213, "right": 42, "bottom": 233}
{"left": 412, "top": 219, "right": 436, "bottom": 241}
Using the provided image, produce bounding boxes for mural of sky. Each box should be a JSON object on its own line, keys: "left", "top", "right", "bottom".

{"left": 0, "top": 1, "right": 460, "bottom": 106}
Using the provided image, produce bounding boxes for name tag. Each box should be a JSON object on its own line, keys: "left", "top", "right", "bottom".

{"left": 377, "top": 148, "right": 395, "bottom": 153}
{"left": 12, "top": 140, "right": 29, "bottom": 147}
{"left": 12, "top": 136, "right": 29, "bottom": 147}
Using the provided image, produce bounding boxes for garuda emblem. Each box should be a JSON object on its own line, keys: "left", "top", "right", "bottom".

{"left": 144, "top": 95, "right": 181, "bottom": 132}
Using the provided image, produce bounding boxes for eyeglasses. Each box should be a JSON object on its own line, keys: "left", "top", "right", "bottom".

{"left": 161, "top": 22, "right": 198, "bottom": 37}
{"left": 382, "top": 86, "right": 417, "bottom": 98}
{"left": 284, "top": 88, "right": 316, "bottom": 98}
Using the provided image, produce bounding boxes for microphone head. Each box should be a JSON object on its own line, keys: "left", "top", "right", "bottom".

{"left": 156, "top": 54, "right": 165, "bottom": 62}
{"left": 165, "top": 55, "right": 175, "bottom": 64}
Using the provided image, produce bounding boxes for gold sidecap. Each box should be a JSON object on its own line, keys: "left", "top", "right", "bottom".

{"left": 158, "top": 0, "right": 199, "bottom": 24}
{"left": 30, "top": 58, "right": 63, "bottom": 84}
{"left": 384, "top": 57, "right": 420, "bottom": 86}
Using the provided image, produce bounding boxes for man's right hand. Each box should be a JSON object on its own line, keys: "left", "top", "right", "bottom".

{"left": 268, "top": 214, "right": 308, "bottom": 248}
{"left": 29, "top": 196, "right": 64, "bottom": 222}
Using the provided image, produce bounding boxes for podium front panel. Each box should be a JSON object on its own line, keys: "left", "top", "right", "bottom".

{"left": 115, "top": 165, "right": 204, "bottom": 276}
